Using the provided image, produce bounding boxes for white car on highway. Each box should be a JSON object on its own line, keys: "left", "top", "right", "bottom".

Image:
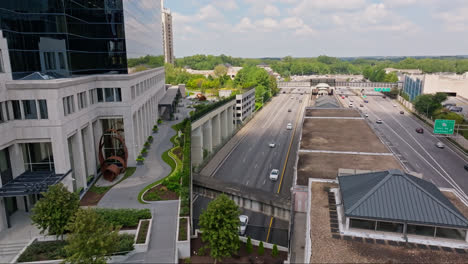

{"left": 270, "top": 169, "right": 279, "bottom": 181}
{"left": 239, "top": 215, "right": 248, "bottom": 235}
{"left": 436, "top": 142, "right": 445, "bottom": 149}
{"left": 286, "top": 123, "right": 293, "bottom": 130}
{"left": 269, "top": 143, "right": 276, "bottom": 148}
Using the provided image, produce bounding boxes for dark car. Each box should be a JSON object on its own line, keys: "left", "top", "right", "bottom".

{"left": 400, "top": 111, "right": 404, "bottom": 114}
{"left": 382, "top": 95, "right": 387, "bottom": 99}
{"left": 415, "top": 128, "right": 424, "bottom": 134}
{"left": 288, "top": 109, "right": 291, "bottom": 112}
{"left": 360, "top": 104, "right": 364, "bottom": 107}
{"left": 464, "top": 164, "right": 468, "bottom": 171}
{"left": 364, "top": 100, "right": 369, "bottom": 103}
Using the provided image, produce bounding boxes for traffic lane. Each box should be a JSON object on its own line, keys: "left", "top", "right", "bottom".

{"left": 192, "top": 196, "right": 289, "bottom": 247}
{"left": 214, "top": 94, "right": 299, "bottom": 192}
{"left": 371, "top": 97, "right": 468, "bottom": 192}
{"left": 363, "top": 96, "right": 467, "bottom": 190}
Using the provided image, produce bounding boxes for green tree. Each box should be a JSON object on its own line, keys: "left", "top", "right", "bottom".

{"left": 413, "top": 94, "right": 441, "bottom": 117}
{"left": 31, "top": 183, "right": 79, "bottom": 238}
{"left": 65, "top": 209, "right": 120, "bottom": 264}
{"left": 272, "top": 244, "right": 279, "bottom": 258}
{"left": 246, "top": 237, "right": 253, "bottom": 254}
{"left": 258, "top": 241, "right": 264, "bottom": 256}
{"left": 384, "top": 72, "right": 398, "bottom": 82}
{"left": 214, "top": 64, "right": 228, "bottom": 77}
{"left": 199, "top": 194, "right": 240, "bottom": 263}
{"left": 433, "top": 92, "right": 448, "bottom": 104}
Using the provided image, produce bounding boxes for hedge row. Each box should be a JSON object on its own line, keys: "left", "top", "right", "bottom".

{"left": 95, "top": 208, "right": 152, "bottom": 228}
{"left": 179, "top": 119, "right": 191, "bottom": 216}
{"left": 190, "top": 95, "right": 235, "bottom": 122}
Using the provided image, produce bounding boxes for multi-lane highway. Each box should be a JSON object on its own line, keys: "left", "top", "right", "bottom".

{"left": 339, "top": 92, "right": 468, "bottom": 197}
{"left": 213, "top": 90, "right": 308, "bottom": 196}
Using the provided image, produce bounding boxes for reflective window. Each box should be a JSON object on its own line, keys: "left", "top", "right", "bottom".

{"left": 104, "top": 88, "right": 115, "bottom": 102}
{"left": 21, "top": 143, "right": 54, "bottom": 172}
{"left": 0, "top": 50, "right": 3, "bottom": 73}
{"left": 11, "top": 100, "right": 22, "bottom": 120}
{"left": 97, "top": 88, "right": 104, "bottom": 102}
{"left": 58, "top": 52, "right": 66, "bottom": 69}
{"left": 38, "top": 100, "right": 48, "bottom": 119}
{"left": 22, "top": 100, "right": 37, "bottom": 119}
{"left": 0, "top": 102, "right": 4, "bottom": 123}
{"left": 78, "top": 91, "right": 87, "bottom": 109}
{"left": 63, "top": 95, "right": 75, "bottom": 116}
{"left": 44, "top": 52, "right": 56, "bottom": 70}
{"left": 115, "top": 88, "right": 122, "bottom": 102}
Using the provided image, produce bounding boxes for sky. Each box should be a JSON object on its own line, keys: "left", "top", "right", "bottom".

{"left": 164, "top": 0, "right": 468, "bottom": 58}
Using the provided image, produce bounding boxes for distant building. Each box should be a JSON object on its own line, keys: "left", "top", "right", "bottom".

{"left": 186, "top": 66, "right": 243, "bottom": 79}
{"left": 162, "top": 1, "right": 175, "bottom": 64}
{"left": 385, "top": 68, "right": 422, "bottom": 75}
{"left": 219, "top": 90, "right": 233, "bottom": 98}
{"left": 403, "top": 73, "right": 468, "bottom": 101}
{"left": 235, "top": 89, "right": 255, "bottom": 124}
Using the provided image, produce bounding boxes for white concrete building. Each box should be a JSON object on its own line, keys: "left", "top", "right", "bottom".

{"left": 0, "top": 0, "right": 167, "bottom": 233}
{"left": 403, "top": 73, "right": 468, "bottom": 101}
{"left": 162, "top": 2, "right": 175, "bottom": 64}
{"left": 235, "top": 89, "right": 255, "bottom": 124}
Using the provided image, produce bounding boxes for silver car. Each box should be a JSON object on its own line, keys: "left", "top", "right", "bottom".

{"left": 239, "top": 215, "right": 248, "bottom": 235}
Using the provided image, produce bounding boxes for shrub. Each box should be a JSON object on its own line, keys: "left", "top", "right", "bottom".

{"left": 17, "top": 241, "right": 68, "bottom": 262}
{"left": 136, "top": 155, "right": 145, "bottom": 163}
{"left": 144, "top": 142, "right": 150, "bottom": 147}
{"left": 272, "top": 244, "right": 278, "bottom": 258}
{"left": 258, "top": 241, "right": 264, "bottom": 256}
{"left": 246, "top": 237, "right": 253, "bottom": 254}
{"left": 116, "top": 234, "right": 135, "bottom": 255}
{"left": 158, "top": 118, "right": 162, "bottom": 124}
{"left": 136, "top": 220, "right": 150, "bottom": 244}
{"left": 95, "top": 208, "right": 152, "bottom": 228}
{"left": 148, "top": 136, "right": 153, "bottom": 141}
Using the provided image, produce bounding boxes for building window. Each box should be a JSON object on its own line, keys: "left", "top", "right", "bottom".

{"left": 38, "top": 100, "right": 48, "bottom": 119}
{"left": 63, "top": 95, "right": 75, "bottom": 116}
{"left": 21, "top": 143, "right": 54, "bottom": 172}
{"left": 44, "top": 52, "right": 56, "bottom": 70}
{"left": 58, "top": 52, "right": 66, "bottom": 69}
{"left": 104, "top": 88, "right": 114, "bottom": 102}
{"left": 376, "top": 221, "right": 403, "bottom": 233}
{"left": 435, "top": 227, "right": 466, "bottom": 241}
{"left": 97, "top": 88, "right": 104, "bottom": 102}
{"left": 0, "top": 50, "right": 4, "bottom": 73}
{"left": 115, "top": 88, "right": 122, "bottom": 102}
{"left": 78, "top": 91, "right": 87, "bottom": 110}
{"left": 350, "top": 218, "right": 376, "bottom": 230}
{"left": 22, "top": 100, "right": 37, "bottom": 119}
{"left": 407, "top": 224, "right": 435, "bottom": 237}
{"left": 11, "top": 100, "right": 22, "bottom": 120}
{"left": 131, "top": 86, "right": 135, "bottom": 99}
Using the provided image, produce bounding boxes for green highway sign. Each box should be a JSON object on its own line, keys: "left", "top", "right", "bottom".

{"left": 433, "top": 119, "right": 455, "bottom": 134}
{"left": 362, "top": 95, "right": 367, "bottom": 98}
{"left": 374, "top": 88, "right": 391, "bottom": 92}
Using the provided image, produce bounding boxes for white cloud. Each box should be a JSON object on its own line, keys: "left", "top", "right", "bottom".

{"left": 290, "top": 0, "right": 367, "bottom": 15}
{"left": 233, "top": 17, "right": 256, "bottom": 32}
{"left": 434, "top": 7, "right": 468, "bottom": 32}
{"left": 255, "top": 18, "right": 279, "bottom": 31}
{"left": 212, "top": 0, "right": 238, "bottom": 10}
{"left": 264, "top": 4, "right": 281, "bottom": 16}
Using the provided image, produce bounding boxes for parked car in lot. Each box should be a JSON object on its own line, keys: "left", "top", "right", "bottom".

{"left": 288, "top": 109, "right": 291, "bottom": 112}
{"left": 415, "top": 128, "right": 424, "bottom": 134}
{"left": 376, "top": 119, "right": 383, "bottom": 124}
{"left": 364, "top": 113, "right": 369, "bottom": 117}
{"left": 269, "top": 169, "right": 279, "bottom": 181}
{"left": 436, "top": 142, "right": 445, "bottom": 149}
{"left": 239, "top": 215, "right": 248, "bottom": 235}
{"left": 364, "top": 100, "right": 369, "bottom": 103}
{"left": 349, "top": 103, "right": 353, "bottom": 108}
{"left": 400, "top": 111, "right": 404, "bottom": 114}
{"left": 286, "top": 123, "right": 293, "bottom": 130}
{"left": 360, "top": 104, "right": 364, "bottom": 107}
{"left": 393, "top": 104, "right": 397, "bottom": 107}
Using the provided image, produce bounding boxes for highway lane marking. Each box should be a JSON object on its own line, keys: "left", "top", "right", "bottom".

{"left": 263, "top": 179, "right": 266, "bottom": 185}
{"left": 254, "top": 163, "right": 258, "bottom": 169}
{"left": 266, "top": 216, "right": 274, "bottom": 243}
{"left": 299, "top": 150, "right": 393, "bottom": 156}
{"left": 246, "top": 180, "right": 250, "bottom": 185}
{"left": 372, "top": 103, "right": 467, "bottom": 196}
{"left": 374, "top": 101, "right": 467, "bottom": 195}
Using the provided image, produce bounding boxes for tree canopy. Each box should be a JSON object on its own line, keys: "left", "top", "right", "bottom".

{"left": 199, "top": 194, "right": 240, "bottom": 262}
{"left": 31, "top": 183, "right": 79, "bottom": 238}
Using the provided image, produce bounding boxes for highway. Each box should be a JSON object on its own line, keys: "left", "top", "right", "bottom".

{"left": 213, "top": 90, "right": 308, "bottom": 196}
{"left": 340, "top": 92, "right": 468, "bottom": 197}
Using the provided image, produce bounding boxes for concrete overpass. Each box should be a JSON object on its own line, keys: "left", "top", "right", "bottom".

{"left": 191, "top": 100, "right": 236, "bottom": 166}
{"left": 278, "top": 81, "right": 402, "bottom": 92}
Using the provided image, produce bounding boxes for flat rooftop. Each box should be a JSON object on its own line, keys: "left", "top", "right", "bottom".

{"left": 297, "top": 108, "right": 402, "bottom": 185}
{"left": 308, "top": 181, "right": 468, "bottom": 263}
{"left": 297, "top": 153, "right": 402, "bottom": 185}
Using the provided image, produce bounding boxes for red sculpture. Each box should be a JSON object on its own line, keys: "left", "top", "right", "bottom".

{"left": 98, "top": 129, "right": 128, "bottom": 182}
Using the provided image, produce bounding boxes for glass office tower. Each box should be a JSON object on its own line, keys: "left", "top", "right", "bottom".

{"left": 0, "top": 0, "right": 163, "bottom": 80}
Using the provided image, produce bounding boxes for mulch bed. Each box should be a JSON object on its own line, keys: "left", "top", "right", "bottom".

{"left": 143, "top": 184, "right": 179, "bottom": 201}
{"left": 179, "top": 237, "right": 287, "bottom": 264}
{"left": 173, "top": 146, "right": 183, "bottom": 160}
{"left": 79, "top": 191, "right": 105, "bottom": 206}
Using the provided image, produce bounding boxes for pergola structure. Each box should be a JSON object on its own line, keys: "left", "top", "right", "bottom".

{"left": 0, "top": 170, "right": 71, "bottom": 197}
{"left": 158, "top": 86, "right": 181, "bottom": 120}
{"left": 338, "top": 170, "right": 468, "bottom": 242}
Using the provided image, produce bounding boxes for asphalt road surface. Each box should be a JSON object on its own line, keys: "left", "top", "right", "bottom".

{"left": 340, "top": 92, "right": 468, "bottom": 196}
{"left": 192, "top": 196, "right": 289, "bottom": 247}
{"left": 213, "top": 91, "right": 308, "bottom": 196}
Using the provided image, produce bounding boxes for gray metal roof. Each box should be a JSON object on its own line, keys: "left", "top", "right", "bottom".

{"left": 338, "top": 169, "right": 468, "bottom": 229}
{"left": 0, "top": 170, "right": 71, "bottom": 197}
{"left": 315, "top": 96, "right": 340, "bottom": 108}
{"left": 159, "top": 87, "right": 180, "bottom": 106}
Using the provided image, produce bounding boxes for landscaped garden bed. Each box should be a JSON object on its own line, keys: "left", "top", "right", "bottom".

{"left": 80, "top": 167, "right": 136, "bottom": 206}
{"left": 178, "top": 218, "right": 188, "bottom": 241}
{"left": 136, "top": 220, "right": 150, "bottom": 244}
{"left": 95, "top": 208, "right": 152, "bottom": 229}
{"left": 143, "top": 183, "right": 179, "bottom": 201}
{"left": 17, "top": 234, "right": 136, "bottom": 263}
{"left": 179, "top": 237, "right": 287, "bottom": 264}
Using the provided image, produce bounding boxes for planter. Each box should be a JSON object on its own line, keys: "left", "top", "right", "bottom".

{"left": 134, "top": 219, "right": 153, "bottom": 253}
{"left": 141, "top": 152, "right": 147, "bottom": 157}
{"left": 136, "top": 160, "right": 144, "bottom": 165}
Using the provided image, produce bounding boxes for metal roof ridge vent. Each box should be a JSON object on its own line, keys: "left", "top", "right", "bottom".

{"left": 388, "top": 169, "right": 405, "bottom": 176}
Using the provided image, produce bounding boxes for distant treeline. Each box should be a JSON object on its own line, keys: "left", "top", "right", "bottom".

{"left": 172, "top": 54, "right": 468, "bottom": 77}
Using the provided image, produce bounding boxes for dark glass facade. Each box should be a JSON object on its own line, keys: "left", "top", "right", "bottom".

{"left": 0, "top": 0, "right": 163, "bottom": 80}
